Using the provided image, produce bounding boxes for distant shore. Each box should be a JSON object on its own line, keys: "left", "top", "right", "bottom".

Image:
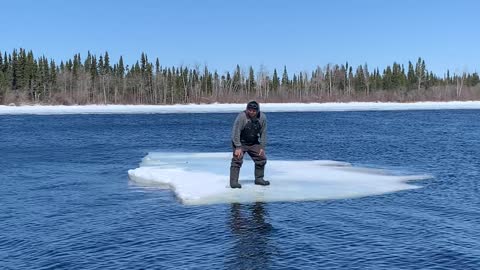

{"left": 1, "top": 101, "right": 480, "bottom": 115}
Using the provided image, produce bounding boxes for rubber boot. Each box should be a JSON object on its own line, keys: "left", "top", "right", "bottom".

{"left": 255, "top": 178, "right": 270, "bottom": 186}
{"left": 254, "top": 166, "right": 270, "bottom": 186}
{"left": 230, "top": 166, "right": 242, "bottom": 188}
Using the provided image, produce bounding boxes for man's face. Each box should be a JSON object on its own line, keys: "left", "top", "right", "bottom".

{"left": 247, "top": 108, "right": 258, "bottom": 118}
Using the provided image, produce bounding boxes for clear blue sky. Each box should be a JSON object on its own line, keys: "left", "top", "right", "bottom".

{"left": 2, "top": 0, "right": 478, "bottom": 76}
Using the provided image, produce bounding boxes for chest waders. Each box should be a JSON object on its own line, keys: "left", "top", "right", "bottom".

{"left": 230, "top": 116, "right": 270, "bottom": 188}
{"left": 240, "top": 117, "right": 262, "bottom": 146}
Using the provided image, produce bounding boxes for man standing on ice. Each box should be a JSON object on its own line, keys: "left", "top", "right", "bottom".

{"left": 230, "top": 101, "right": 270, "bottom": 189}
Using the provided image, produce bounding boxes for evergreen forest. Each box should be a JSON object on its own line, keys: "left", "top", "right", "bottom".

{"left": 1, "top": 48, "right": 478, "bottom": 105}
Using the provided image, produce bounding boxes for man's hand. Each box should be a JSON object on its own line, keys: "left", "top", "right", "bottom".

{"left": 234, "top": 148, "right": 243, "bottom": 158}
{"left": 259, "top": 148, "right": 265, "bottom": 157}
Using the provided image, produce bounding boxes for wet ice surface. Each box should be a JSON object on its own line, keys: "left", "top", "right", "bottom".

{"left": 128, "top": 152, "right": 431, "bottom": 205}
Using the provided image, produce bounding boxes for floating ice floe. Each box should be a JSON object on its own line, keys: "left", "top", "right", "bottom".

{"left": 128, "top": 152, "right": 431, "bottom": 205}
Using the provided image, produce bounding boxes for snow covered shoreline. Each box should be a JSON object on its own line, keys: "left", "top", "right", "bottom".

{"left": 1, "top": 101, "right": 480, "bottom": 115}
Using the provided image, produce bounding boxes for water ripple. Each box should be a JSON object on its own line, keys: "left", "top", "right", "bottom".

{"left": 2, "top": 111, "right": 480, "bottom": 269}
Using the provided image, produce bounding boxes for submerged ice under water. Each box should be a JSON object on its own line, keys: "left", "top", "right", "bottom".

{"left": 128, "top": 152, "right": 431, "bottom": 205}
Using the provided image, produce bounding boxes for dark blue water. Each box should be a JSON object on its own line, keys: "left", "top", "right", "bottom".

{"left": 1, "top": 110, "right": 480, "bottom": 269}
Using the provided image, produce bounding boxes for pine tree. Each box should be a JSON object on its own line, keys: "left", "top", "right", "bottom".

{"left": 66, "top": 59, "right": 73, "bottom": 72}
{"left": 49, "top": 60, "right": 56, "bottom": 86}
{"left": 141, "top": 52, "right": 147, "bottom": 75}
{"left": 206, "top": 70, "right": 213, "bottom": 95}
{"left": 383, "top": 66, "right": 393, "bottom": 90}
{"left": 348, "top": 66, "right": 354, "bottom": 94}
{"left": 281, "top": 65, "right": 289, "bottom": 87}
{"left": 272, "top": 69, "right": 279, "bottom": 91}
{"left": 27, "top": 51, "right": 37, "bottom": 100}
{"left": 299, "top": 72, "right": 304, "bottom": 90}
{"left": 464, "top": 72, "right": 479, "bottom": 87}
{"left": 2, "top": 52, "right": 7, "bottom": 70}
{"left": 104, "top": 52, "right": 110, "bottom": 73}
{"left": 425, "top": 71, "right": 435, "bottom": 89}
{"left": 36, "top": 57, "right": 44, "bottom": 100}
{"left": 117, "top": 56, "right": 125, "bottom": 78}
{"left": 407, "top": 61, "right": 416, "bottom": 90}
{"left": 73, "top": 53, "right": 80, "bottom": 77}
{"left": 370, "top": 68, "right": 378, "bottom": 91}
{"left": 345, "top": 62, "right": 349, "bottom": 92}
{"left": 391, "top": 62, "right": 403, "bottom": 89}
{"left": 232, "top": 65, "right": 241, "bottom": 92}
{"left": 363, "top": 63, "right": 370, "bottom": 94}
{"left": 98, "top": 55, "right": 104, "bottom": 75}
{"left": 337, "top": 64, "right": 346, "bottom": 92}
{"left": 25, "top": 50, "right": 36, "bottom": 93}
{"left": 201, "top": 65, "right": 209, "bottom": 94}
{"left": 91, "top": 56, "right": 97, "bottom": 79}
{"left": 84, "top": 52, "right": 92, "bottom": 73}
{"left": 155, "top": 58, "right": 160, "bottom": 74}
{"left": 11, "top": 49, "right": 18, "bottom": 90}
{"left": 354, "top": 65, "right": 366, "bottom": 93}
{"left": 247, "top": 66, "right": 255, "bottom": 93}
{"left": 401, "top": 64, "right": 407, "bottom": 87}
{"left": 376, "top": 68, "right": 383, "bottom": 91}
{"left": 166, "top": 68, "right": 173, "bottom": 103}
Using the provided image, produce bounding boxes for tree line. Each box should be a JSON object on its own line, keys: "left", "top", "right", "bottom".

{"left": 0, "top": 48, "right": 479, "bottom": 105}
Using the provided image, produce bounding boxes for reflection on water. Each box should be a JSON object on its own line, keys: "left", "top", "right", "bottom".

{"left": 227, "top": 202, "right": 275, "bottom": 269}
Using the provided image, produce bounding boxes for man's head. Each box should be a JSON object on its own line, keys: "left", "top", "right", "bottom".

{"left": 246, "top": 100, "right": 259, "bottom": 118}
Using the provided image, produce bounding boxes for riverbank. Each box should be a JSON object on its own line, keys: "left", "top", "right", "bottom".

{"left": 1, "top": 101, "right": 480, "bottom": 115}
